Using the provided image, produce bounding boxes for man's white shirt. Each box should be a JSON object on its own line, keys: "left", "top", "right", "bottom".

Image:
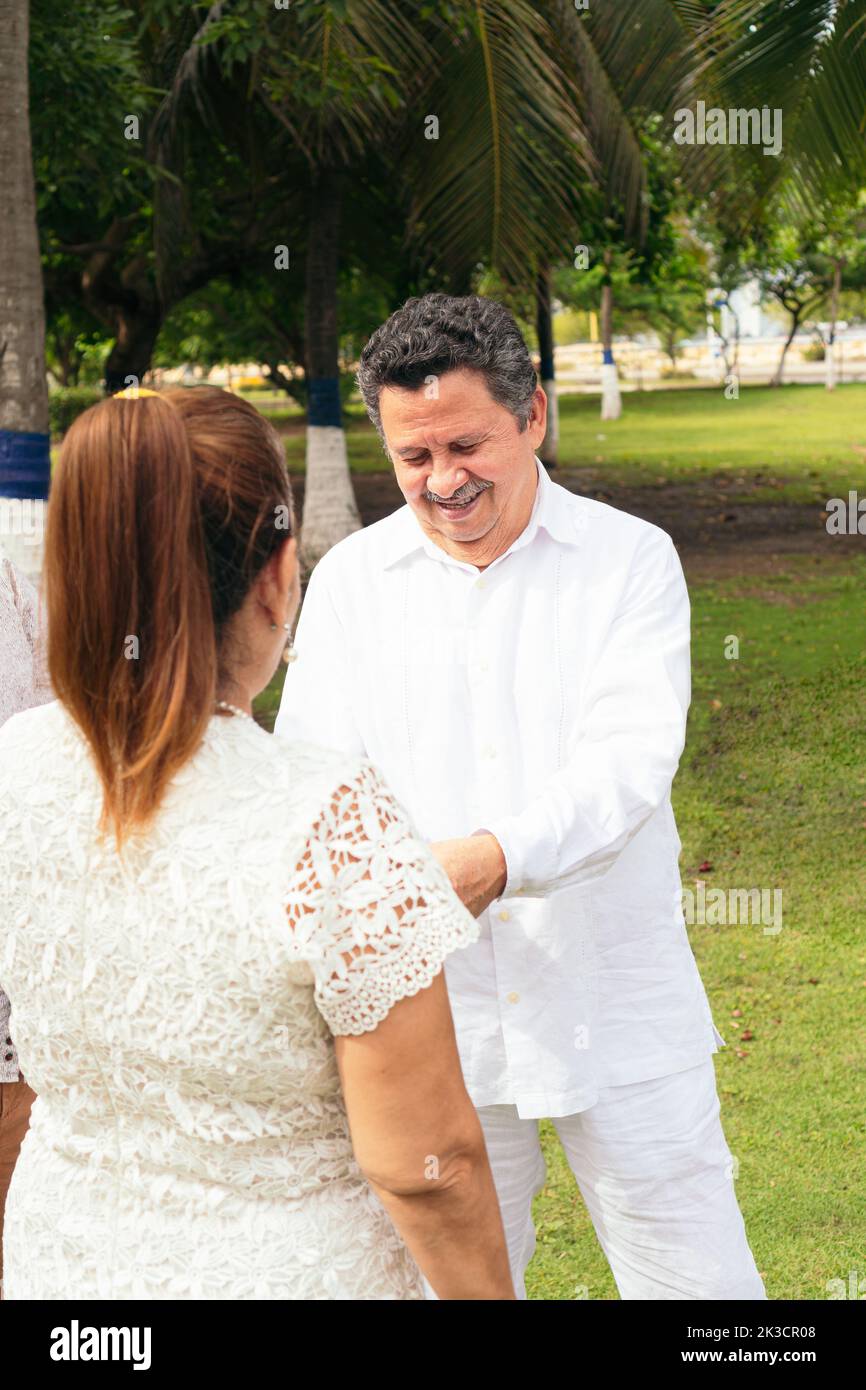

{"left": 275, "top": 457, "right": 725, "bottom": 1118}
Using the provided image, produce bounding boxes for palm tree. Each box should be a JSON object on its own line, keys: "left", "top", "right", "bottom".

{"left": 536, "top": 263, "right": 559, "bottom": 466}
{"left": 407, "top": 0, "right": 719, "bottom": 425}
{"left": 697, "top": 0, "right": 866, "bottom": 210}
{"left": 235, "top": 0, "right": 593, "bottom": 566}
{"left": 0, "top": 0, "right": 50, "bottom": 583}
{"left": 401, "top": 0, "right": 594, "bottom": 452}
{"left": 551, "top": 0, "right": 722, "bottom": 420}
{"left": 73, "top": 0, "right": 866, "bottom": 570}
{"left": 253, "top": 1, "right": 435, "bottom": 570}
{"left": 689, "top": 1, "right": 866, "bottom": 389}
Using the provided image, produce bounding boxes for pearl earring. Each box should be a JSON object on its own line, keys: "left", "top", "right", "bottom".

{"left": 270, "top": 619, "right": 297, "bottom": 663}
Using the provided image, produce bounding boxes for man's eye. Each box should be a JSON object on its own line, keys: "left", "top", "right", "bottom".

{"left": 454, "top": 443, "right": 479, "bottom": 453}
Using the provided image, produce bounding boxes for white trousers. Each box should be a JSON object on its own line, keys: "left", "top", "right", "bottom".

{"left": 424, "top": 1059, "right": 767, "bottom": 1301}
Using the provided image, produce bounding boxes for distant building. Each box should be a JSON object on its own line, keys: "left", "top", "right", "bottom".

{"left": 715, "top": 279, "right": 773, "bottom": 338}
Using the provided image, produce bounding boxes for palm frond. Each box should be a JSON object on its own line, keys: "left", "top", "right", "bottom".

{"left": 148, "top": 4, "right": 237, "bottom": 304}
{"left": 403, "top": 0, "right": 593, "bottom": 286}
{"left": 697, "top": 0, "right": 866, "bottom": 214}
{"left": 551, "top": 0, "right": 649, "bottom": 238}
{"left": 264, "top": 0, "right": 435, "bottom": 164}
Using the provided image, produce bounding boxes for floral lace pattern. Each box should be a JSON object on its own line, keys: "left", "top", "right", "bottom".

{"left": 285, "top": 762, "right": 481, "bottom": 1035}
{"left": 0, "top": 702, "right": 479, "bottom": 1299}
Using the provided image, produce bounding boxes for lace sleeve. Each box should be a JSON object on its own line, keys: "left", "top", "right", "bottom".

{"left": 284, "top": 761, "right": 480, "bottom": 1036}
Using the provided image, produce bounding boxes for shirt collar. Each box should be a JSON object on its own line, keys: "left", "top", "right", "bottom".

{"left": 381, "top": 456, "right": 585, "bottom": 571}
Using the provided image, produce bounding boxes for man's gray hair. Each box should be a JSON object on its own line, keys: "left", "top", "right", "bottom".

{"left": 356, "top": 293, "right": 537, "bottom": 437}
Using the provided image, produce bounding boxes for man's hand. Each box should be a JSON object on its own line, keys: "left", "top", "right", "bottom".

{"left": 429, "top": 834, "right": 508, "bottom": 918}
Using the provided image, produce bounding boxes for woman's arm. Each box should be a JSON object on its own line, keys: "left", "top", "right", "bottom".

{"left": 285, "top": 763, "right": 515, "bottom": 1300}
{"left": 335, "top": 973, "right": 515, "bottom": 1300}
{"left": 3, "top": 556, "right": 52, "bottom": 706}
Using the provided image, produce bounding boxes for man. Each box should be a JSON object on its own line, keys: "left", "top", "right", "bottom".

{"left": 0, "top": 547, "right": 52, "bottom": 1293}
{"left": 275, "top": 293, "right": 766, "bottom": 1301}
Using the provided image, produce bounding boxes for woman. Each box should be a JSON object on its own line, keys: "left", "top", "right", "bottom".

{"left": 0, "top": 387, "right": 513, "bottom": 1300}
{"left": 0, "top": 547, "right": 52, "bottom": 1294}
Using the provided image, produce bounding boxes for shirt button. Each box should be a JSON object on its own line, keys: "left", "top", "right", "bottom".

{"left": 477, "top": 579, "right": 486, "bottom": 589}
{"left": 498, "top": 909, "right": 510, "bottom": 921}
{"left": 506, "top": 991, "right": 520, "bottom": 1005}
{"left": 484, "top": 745, "right": 497, "bottom": 759}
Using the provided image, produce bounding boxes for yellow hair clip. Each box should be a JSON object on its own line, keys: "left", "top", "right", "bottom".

{"left": 113, "top": 386, "right": 160, "bottom": 400}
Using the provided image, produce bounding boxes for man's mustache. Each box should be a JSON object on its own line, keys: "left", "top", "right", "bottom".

{"left": 424, "top": 477, "right": 494, "bottom": 505}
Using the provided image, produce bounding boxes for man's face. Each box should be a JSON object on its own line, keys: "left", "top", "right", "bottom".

{"left": 379, "top": 367, "right": 546, "bottom": 560}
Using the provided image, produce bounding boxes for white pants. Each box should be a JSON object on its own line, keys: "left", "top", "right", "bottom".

{"left": 424, "top": 1059, "right": 767, "bottom": 1300}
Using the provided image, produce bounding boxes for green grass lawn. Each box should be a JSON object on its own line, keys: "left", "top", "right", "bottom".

{"left": 554, "top": 382, "right": 866, "bottom": 495}
{"left": 53, "top": 379, "right": 866, "bottom": 501}
{"left": 528, "top": 557, "right": 866, "bottom": 1300}
{"left": 259, "top": 381, "right": 866, "bottom": 504}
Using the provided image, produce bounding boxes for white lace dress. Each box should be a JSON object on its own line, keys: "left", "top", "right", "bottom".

{"left": 0, "top": 701, "right": 479, "bottom": 1300}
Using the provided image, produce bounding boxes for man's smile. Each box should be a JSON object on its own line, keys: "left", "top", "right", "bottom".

{"left": 432, "top": 492, "right": 482, "bottom": 518}
{"left": 425, "top": 478, "right": 493, "bottom": 519}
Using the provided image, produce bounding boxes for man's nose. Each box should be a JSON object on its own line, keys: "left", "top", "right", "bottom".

{"left": 426, "top": 460, "right": 468, "bottom": 498}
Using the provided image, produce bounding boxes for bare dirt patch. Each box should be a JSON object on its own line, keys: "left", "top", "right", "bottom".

{"left": 290, "top": 467, "right": 865, "bottom": 586}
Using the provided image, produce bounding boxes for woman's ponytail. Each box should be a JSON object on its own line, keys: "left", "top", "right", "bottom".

{"left": 44, "top": 386, "right": 289, "bottom": 846}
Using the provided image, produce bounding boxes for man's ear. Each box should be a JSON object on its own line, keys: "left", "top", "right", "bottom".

{"left": 527, "top": 385, "right": 548, "bottom": 449}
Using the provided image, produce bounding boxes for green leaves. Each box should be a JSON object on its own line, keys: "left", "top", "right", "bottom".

{"left": 698, "top": 0, "right": 866, "bottom": 212}
{"left": 30, "top": 0, "right": 145, "bottom": 217}
{"left": 403, "top": 0, "right": 592, "bottom": 285}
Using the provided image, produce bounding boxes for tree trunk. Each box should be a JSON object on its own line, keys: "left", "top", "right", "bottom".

{"left": 535, "top": 263, "right": 558, "bottom": 469}
{"left": 102, "top": 305, "right": 164, "bottom": 395}
{"left": 299, "top": 169, "right": 361, "bottom": 573}
{"left": 771, "top": 310, "right": 800, "bottom": 387}
{"left": 717, "top": 295, "right": 738, "bottom": 381}
{"left": 0, "top": 0, "right": 50, "bottom": 584}
{"left": 826, "top": 260, "right": 842, "bottom": 391}
{"left": 599, "top": 252, "right": 621, "bottom": 421}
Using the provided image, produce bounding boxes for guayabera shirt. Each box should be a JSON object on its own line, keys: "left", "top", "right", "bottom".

{"left": 276, "top": 458, "right": 725, "bottom": 1118}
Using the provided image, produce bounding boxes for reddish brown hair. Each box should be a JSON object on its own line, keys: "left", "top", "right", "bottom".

{"left": 44, "top": 386, "right": 293, "bottom": 846}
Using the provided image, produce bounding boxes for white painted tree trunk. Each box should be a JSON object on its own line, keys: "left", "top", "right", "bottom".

{"left": 541, "top": 377, "right": 559, "bottom": 461}
{"left": 599, "top": 274, "right": 621, "bottom": 420}
{"left": 298, "top": 171, "right": 362, "bottom": 573}
{"left": 826, "top": 260, "right": 841, "bottom": 392}
{"left": 0, "top": 0, "right": 50, "bottom": 582}
{"left": 600, "top": 361, "right": 622, "bottom": 420}
{"left": 825, "top": 343, "right": 836, "bottom": 391}
{"left": 536, "top": 264, "right": 558, "bottom": 466}
{"left": 299, "top": 425, "right": 361, "bottom": 573}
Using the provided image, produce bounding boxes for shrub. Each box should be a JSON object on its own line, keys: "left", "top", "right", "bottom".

{"left": 49, "top": 386, "right": 103, "bottom": 438}
{"left": 659, "top": 366, "right": 698, "bottom": 380}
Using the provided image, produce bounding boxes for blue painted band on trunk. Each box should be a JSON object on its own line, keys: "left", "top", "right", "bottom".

{"left": 0, "top": 429, "right": 51, "bottom": 499}
{"left": 602, "top": 349, "right": 615, "bottom": 366}
{"left": 307, "top": 377, "right": 342, "bottom": 428}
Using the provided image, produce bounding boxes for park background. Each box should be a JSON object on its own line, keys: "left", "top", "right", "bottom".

{"left": 1, "top": 0, "right": 864, "bottom": 1299}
